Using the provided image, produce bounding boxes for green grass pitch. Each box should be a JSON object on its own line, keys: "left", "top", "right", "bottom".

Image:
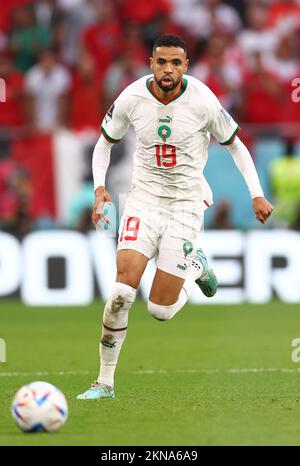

{"left": 1, "top": 299, "right": 300, "bottom": 446}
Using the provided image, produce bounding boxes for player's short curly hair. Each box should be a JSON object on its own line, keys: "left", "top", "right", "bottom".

{"left": 152, "top": 35, "right": 187, "bottom": 55}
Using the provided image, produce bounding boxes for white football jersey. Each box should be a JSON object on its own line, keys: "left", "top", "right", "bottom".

{"left": 101, "top": 74, "right": 240, "bottom": 209}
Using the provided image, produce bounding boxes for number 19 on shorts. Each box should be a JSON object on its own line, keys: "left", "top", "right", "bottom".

{"left": 155, "top": 145, "right": 177, "bottom": 167}
{"left": 119, "top": 217, "right": 140, "bottom": 242}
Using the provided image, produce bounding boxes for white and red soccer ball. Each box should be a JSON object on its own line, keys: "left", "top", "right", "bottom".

{"left": 11, "top": 381, "right": 68, "bottom": 433}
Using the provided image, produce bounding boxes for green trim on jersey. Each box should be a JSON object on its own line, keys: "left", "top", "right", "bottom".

{"left": 146, "top": 77, "right": 188, "bottom": 105}
{"left": 101, "top": 126, "right": 121, "bottom": 144}
{"left": 220, "top": 126, "right": 241, "bottom": 145}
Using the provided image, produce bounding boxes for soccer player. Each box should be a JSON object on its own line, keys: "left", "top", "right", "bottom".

{"left": 77, "top": 35, "right": 273, "bottom": 400}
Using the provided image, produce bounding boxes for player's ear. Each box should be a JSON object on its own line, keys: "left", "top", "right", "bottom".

{"left": 184, "top": 58, "right": 189, "bottom": 72}
{"left": 149, "top": 56, "right": 154, "bottom": 71}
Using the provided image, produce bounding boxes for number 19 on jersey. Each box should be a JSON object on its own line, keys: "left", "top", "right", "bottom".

{"left": 155, "top": 145, "right": 177, "bottom": 168}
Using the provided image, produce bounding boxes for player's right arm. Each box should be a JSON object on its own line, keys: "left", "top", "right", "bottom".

{"left": 92, "top": 96, "right": 130, "bottom": 227}
{"left": 92, "top": 136, "right": 113, "bottom": 226}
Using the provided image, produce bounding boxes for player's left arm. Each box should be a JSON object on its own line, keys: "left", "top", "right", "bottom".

{"left": 204, "top": 89, "right": 273, "bottom": 224}
{"left": 226, "top": 137, "right": 273, "bottom": 224}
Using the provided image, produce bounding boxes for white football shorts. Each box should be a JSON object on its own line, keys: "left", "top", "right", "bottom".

{"left": 117, "top": 195, "right": 204, "bottom": 279}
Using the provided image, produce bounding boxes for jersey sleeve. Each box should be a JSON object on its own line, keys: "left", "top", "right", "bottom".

{"left": 205, "top": 91, "right": 240, "bottom": 145}
{"left": 100, "top": 96, "right": 130, "bottom": 144}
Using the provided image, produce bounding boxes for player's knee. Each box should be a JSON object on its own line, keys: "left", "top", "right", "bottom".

{"left": 147, "top": 300, "right": 174, "bottom": 321}
{"left": 109, "top": 282, "right": 136, "bottom": 312}
{"left": 103, "top": 282, "right": 136, "bottom": 330}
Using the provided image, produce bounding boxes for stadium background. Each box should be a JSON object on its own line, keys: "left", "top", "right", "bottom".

{"left": 1, "top": 0, "right": 300, "bottom": 447}
{"left": 1, "top": 0, "right": 300, "bottom": 305}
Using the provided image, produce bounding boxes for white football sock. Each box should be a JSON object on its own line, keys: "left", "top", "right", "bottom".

{"left": 97, "top": 282, "right": 136, "bottom": 387}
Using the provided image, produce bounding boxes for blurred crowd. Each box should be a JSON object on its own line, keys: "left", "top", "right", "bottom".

{"left": 0, "top": 0, "right": 300, "bottom": 234}
{"left": 0, "top": 0, "right": 300, "bottom": 131}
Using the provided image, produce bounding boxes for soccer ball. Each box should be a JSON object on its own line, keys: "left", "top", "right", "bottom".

{"left": 11, "top": 381, "right": 68, "bottom": 433}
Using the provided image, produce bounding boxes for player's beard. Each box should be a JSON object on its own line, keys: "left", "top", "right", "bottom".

{"left": 155, "top": 75, "right": 181, "bottom": 93}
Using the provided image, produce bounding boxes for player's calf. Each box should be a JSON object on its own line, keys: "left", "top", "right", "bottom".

{"left": 147, "top": 249, "right": 217, "bottom": 323}
{"left": 76, "top": 282, "right": 136, "bottom": 400}
{"left": 99, "top": 282, "right": 136, "bottom": 386}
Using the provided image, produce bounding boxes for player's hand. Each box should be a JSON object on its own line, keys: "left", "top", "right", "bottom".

{"left": 92, "top": 186, "right": 112, "bottom": 227}
{"left": 252, "top": 197, "right": 273, "bottom": 224}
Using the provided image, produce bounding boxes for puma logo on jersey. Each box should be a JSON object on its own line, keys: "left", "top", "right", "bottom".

{"left": 177, "top": 263, "right": 188, "bottom": 271}
{"left": 159, "top": 115, "right": 173, "bottom": 123}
